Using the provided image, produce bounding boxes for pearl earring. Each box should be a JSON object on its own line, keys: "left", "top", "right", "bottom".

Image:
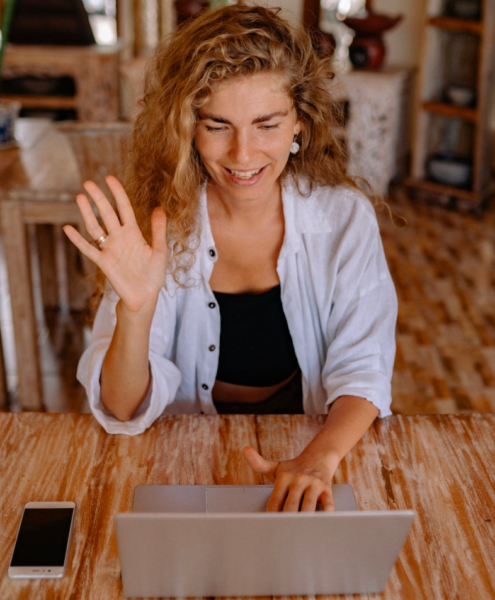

{"left": 290, "top": 135, "right": 300, "bottom": 155}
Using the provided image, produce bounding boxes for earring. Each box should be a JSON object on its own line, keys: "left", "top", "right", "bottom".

{"left": 290, "top": 135, "right": 300, "bottom": 155}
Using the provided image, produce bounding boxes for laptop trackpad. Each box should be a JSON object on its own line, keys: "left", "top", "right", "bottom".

{"left": 133, "top": 484, "right": 358, "bottom": 513}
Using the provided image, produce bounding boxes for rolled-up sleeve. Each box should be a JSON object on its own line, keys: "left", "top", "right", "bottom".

{"left": 77, "top": 286, "right": 182, "bottom": 435}
{"left": 322, "top": 221, "right": 397, "bottom": 418}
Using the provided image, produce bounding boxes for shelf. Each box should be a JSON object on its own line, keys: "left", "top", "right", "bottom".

{"left": 427, "top": 16, "right": 483, "bottom": 35}
{"left": 0, "top": 95, "right": 77, "bottom": 109}
{"left": 410, "top": 1, "right": 495, "bottom": 207}
{"left": 404, "top": 177, "right": 483, "bottom": 202}
{"left": 421, "top": 101, "right": 478, "bottom": 122}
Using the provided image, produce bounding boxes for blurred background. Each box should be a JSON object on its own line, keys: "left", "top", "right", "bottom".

{"left": 0, "top": 0, "right": 494, "bottom": 417}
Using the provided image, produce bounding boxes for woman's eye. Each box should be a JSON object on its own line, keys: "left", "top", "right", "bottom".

{"left": 205, "top": 124, "right": 280, "bottom": 132}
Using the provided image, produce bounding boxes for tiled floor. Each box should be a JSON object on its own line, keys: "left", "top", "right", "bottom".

{"left": 379, "top": 186, "right": 495, "bottom": 414}
{"left": 1, "top": 184, "right": 495, "bottom": 415}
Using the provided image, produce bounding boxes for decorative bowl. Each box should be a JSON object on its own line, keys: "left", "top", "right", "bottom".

{"left": 428, "top": 155, "right": 472, "bottom": 187}
{"left": 445, "top": 85, "right": 476, "bottom": 107}
{"left": 344, "top": 11, "right": 403, "bottom": 35}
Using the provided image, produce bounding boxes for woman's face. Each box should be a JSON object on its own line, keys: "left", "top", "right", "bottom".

{"left": 195, "top": 72, "right": 301, "bottom": 204}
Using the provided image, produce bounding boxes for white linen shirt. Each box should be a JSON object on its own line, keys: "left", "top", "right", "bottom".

{"left": 77, "top": 178, "right": 397, "bottom": 435}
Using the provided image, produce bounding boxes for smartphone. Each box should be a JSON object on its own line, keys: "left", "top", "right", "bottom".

{"left": 8, "top": 501, "right": 76, "bottom": 579}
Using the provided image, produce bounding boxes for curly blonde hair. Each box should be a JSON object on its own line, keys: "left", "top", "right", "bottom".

{"left": 118, "top": 2, "right": 370, "bottom": 289}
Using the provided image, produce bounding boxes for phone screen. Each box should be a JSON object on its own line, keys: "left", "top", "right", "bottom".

{"left": 10, "top": 508, "right": 75, "bottom": 567}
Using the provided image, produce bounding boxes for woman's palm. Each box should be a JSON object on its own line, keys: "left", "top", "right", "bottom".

{"left": 63, "top": 176, "right": 168, "bottom": 314}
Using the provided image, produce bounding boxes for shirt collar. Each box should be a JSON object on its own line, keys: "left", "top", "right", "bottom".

{"left": 198, "top": 182, "right": 215, "bottom": 252}
{"left": 279, "top": 176, "right": 332, "bottom": 258}
{"left": 198, "top": 176, "right": 333, "bottom": 258}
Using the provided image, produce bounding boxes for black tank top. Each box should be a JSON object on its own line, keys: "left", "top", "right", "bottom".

{"left": 213, "top": 285, "right": 300, "bottom": 387}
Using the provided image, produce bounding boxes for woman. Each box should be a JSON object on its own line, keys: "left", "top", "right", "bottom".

{"left": 64, "top": 4, "right": 397, "bottom": 512}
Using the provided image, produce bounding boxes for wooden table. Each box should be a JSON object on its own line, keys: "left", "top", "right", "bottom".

{"left": 0, "top": 413, "right": 494, "bottom": 599}
{"left": 0, "top": 118, "right": 131, "bottom": 411}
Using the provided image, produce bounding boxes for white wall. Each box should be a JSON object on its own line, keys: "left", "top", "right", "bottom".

{"left": 265, "top": 0, "right": 425, "bottom": 69}
{"left": 263, "top": 0, "right": 303, "bottom": 27}
{"left": 374, "top": 0, "right": 426, "bottom": 68}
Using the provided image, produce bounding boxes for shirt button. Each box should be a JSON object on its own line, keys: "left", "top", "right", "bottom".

{"left": 209, "top": 248, "right": 216, "bottom": 258}
{"left": 209, "top": 345, "right": 216, "bottom": 351}
{"left": 208, "top": 302, "right": 216, "bottom": 309}
{"left": 202, "top": 383, "right": 209, "bottom": 390}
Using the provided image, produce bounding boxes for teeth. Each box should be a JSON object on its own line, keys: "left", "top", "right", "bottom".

{"left": 230, "top": 167, "right": 262, "bottom": 179}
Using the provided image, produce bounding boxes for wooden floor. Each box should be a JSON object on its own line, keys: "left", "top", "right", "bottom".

{"left": 1, "top": 184, "right": 495, "bottom": 415}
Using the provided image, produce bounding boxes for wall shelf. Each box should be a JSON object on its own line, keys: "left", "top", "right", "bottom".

{"left": 409, "top": 0, "right": 495, "bottom": 205}
{"left": 421, "top": 101, "right": 478, "bottom": 122}
{"left": 427, "top": 16, "right": 483, "bottom": 35}
{"left": 0, "top": 95, "right": 77, "bottom": 110}
{"left": 404, "top": 177, "right": 484, "bottom": 202}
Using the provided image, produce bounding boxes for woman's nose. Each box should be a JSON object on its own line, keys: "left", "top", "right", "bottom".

{"left": 229, "top": 131, "right": 255, "bottom": 165}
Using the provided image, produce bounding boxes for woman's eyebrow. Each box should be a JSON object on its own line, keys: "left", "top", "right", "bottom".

{"left": 198, "top": 110, "right": 289, "bottom": 124}
{"left": 252, "top": 110, "right": 289, "bottom": 124}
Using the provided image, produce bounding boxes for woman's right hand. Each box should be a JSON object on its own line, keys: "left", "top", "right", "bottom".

{"left": 63, "top": 175, "right": 168, "bottom": 315}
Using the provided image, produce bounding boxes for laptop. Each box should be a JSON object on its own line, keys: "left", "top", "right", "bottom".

{"left": 114, "top": 484, "right": 414, "bottom": 598}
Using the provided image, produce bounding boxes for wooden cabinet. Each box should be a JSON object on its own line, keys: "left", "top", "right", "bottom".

{"left": 333, "top": 67, "right": 413, "bottom": 197}
{"left": 0, "top": 43, "right": 124, "bottom": 122}
{"left": 406, "top": 0, "right": 495, "bottom": 206}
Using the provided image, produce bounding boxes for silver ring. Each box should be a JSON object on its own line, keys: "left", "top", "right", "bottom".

{"left": 94, "top": 235, "right": 107, "bottom": 248}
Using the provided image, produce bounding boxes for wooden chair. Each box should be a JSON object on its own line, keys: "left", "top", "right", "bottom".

{"left": 0, "top": 121, "right": 132, "bottom": 411}
{"left": 55, "top": 122, "right": 133, "bottom": 186}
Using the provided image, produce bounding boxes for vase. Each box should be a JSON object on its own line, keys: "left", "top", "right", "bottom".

{"left": 175, "top": 0, "right": 209, "bottom": 27}
{"left": 344, "top": 10, "right": 402, "bottom": 70}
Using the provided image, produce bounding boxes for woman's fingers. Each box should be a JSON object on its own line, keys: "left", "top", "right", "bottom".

{"left": 83, "top": 180, "right": 121, "bottom": 233}
{"left": 319, "top": 489, "right": 335, "bottom": 512}
{"left": 76, "top": 194, "right": 106, "bottom": 240}
{"left": 282, "top": 481, "right": 309, "bottom": 512}
{"left": 272, "top": 480, "right": 333, "bottom": 513}
{"left": 266, "top": 474, "right": 291, "bottom": 512}
{"left": 299, "top": 486, "right": 322, "bottom": 513}
{"left": 243, "top": 446, "right": 279, "bottom": 481}
{"left": 105, "top": 175, "right": 137, "bottom": 225}
{"left": 245, "top": 450, "right": 333, "bottom": 513}
{"left": 150, "top": 206, "right": 168, "bottom": 255}
{"left": 266, "top": 471, "right": 334, "bottom": 513}
{"left": 63, "top": 225, "right": 101, "bottom": 265}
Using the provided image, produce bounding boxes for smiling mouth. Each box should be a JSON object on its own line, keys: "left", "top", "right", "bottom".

{"left": 226, "top": 166, "right": 267, "bottom": 179}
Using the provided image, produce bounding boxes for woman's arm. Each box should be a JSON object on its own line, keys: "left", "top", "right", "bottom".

{"left": 64, "top": 176, "right": 171, "bottom": 424}
{"left": 303, "top": 394, "right": 379, "bottom": 465}
{"left": 100, "top": 299, "right": 158, "bottom": 421}
{"left": 243, "top": 394, "right": 378, "bottom": 512}
{"left": 243, "top": 197, "right": 397, "bottom": 510}
{"left": 77, "top": 287, "right": 182, "bottom": 435}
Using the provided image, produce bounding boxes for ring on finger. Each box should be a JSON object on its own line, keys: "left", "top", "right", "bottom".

{"left": 94, "top": 234, "right": 108, "bottom": 249}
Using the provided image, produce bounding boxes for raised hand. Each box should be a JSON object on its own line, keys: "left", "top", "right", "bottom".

{"left": 63, "top": 176, "right": 168, "bottom": 314}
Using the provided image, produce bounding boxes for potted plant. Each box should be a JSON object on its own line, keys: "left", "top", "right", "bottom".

{"left": 0, "top": 0, "right": 20, "bottom": 147}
